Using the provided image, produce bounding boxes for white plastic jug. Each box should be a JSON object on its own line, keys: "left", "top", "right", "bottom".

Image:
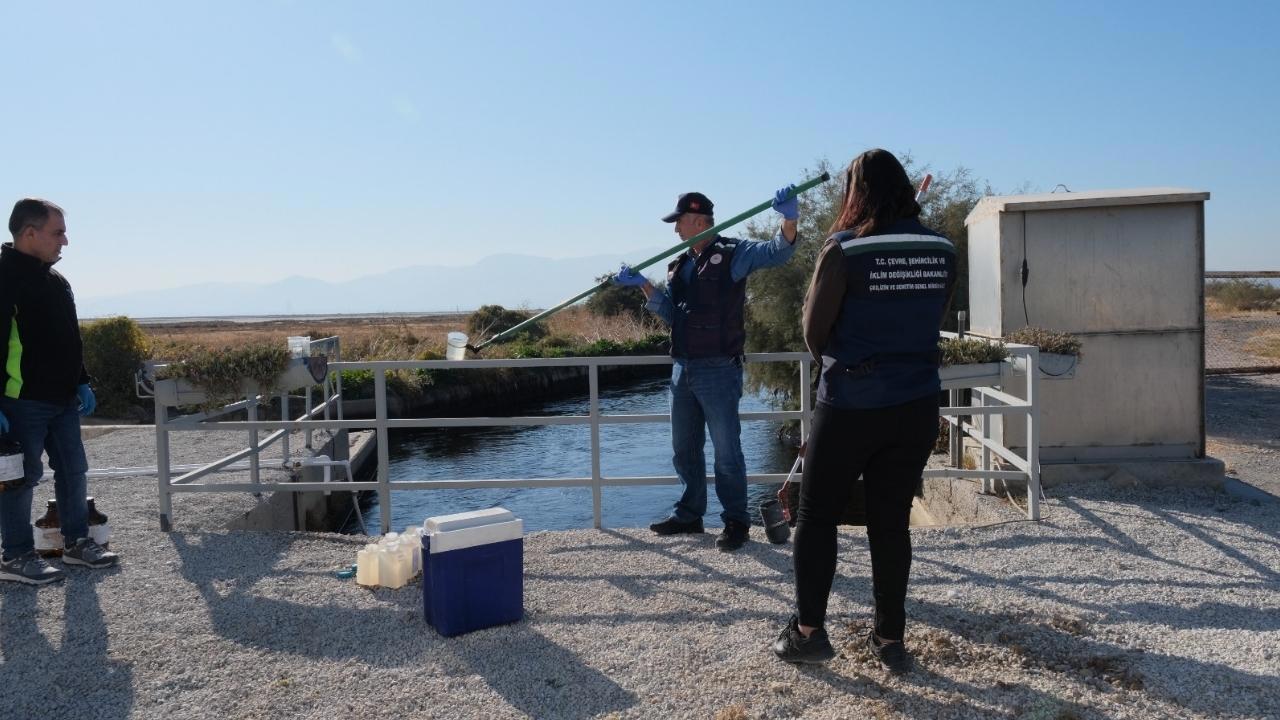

{"left": 356, "top": 544, "right": 380, "bottom": 587}
{"left": 446, "top": 332, "right": 469, "bottom": 361}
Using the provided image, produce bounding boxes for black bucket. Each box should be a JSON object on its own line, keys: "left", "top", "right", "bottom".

{"left": 759, "top": 499, "right": 790, "bottom": 544}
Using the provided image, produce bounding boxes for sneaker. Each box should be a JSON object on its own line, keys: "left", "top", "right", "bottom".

{"left": 649, "top": 516, "right": 704, "bottom": 535}
{"left": 867, "top": 631, "right": 912, "bottom": 674}
{"left": 715, "top": 520, "right": 750, "bottom": 552}
{"left": 62, "top": 537, "right": 119, "bottom": 569}
{"left": 0, "top": 551, "right": 65, "bottom": 585}
{"left": 772, "top": 615, "right": 836, "bottom": 664}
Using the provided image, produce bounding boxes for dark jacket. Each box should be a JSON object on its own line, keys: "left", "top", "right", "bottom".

{"left": 0, "top": 243, "right": 91, "bottom": 404}
{"left": 666, "top": 238, "right": 746, "bottom": 359}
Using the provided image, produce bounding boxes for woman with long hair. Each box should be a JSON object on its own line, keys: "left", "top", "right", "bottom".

{"left": 771, "top": 149, "right": 957, "bottom": 672}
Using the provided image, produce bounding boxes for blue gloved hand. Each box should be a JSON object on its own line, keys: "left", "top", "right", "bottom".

{"left": 0, "top": 409, "right": 8, "bottom": 433}
{"left": 77, "top": 384, "right": 96, "bottom": 417}
{"left": 613, "top": 264, "right": 648, "bottom": 288}
{"left": 772, "top": 184, "right": 799, "bottom": 220}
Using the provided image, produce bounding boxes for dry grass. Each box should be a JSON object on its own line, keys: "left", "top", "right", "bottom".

{"left": 545, "top": 307, "right": 664, "bottom": 344}
{"left": 1245, "top": 331, "right": 1280, "bottom": 360}
{"left": 141, "top": 308, "right": 659, "bottom": 361}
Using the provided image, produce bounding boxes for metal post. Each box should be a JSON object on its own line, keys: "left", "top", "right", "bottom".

{"left": 589, "top": 361, "right": 602, "bottom": 529}
{"left": 375, "top": 369, "right": 391, "bottom": 534}
{"left": 979, "top": 388, "right": 992, "bottom": 494}
{"left": 799, "top": 358, "right": 811, "bottom": 441}
{"left": 248, "top": 395, "right": 261, "bottom": 496}
{"left": 1026, "top": 348, "right": 1041, "bottom": 520}
{"left": 156, "top": 400, "right": 172, "bottom": 531}
{"left": 304, "top": 384, "right": 314, "bottom": 450}
{"left": 280, "top": 392, "right": 290, "bottom": 465}
{"left": 949, "top": 388, "right": 963, "bottom": 468}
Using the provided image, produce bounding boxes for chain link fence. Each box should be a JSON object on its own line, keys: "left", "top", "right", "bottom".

{"left": 1205, "top": 271, "right": 1280, "bottom": 374}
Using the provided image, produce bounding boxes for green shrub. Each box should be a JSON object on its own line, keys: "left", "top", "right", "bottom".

{"left": 466, "top": 305, "right": 546, "bottom": 342}
{"left": 1003, "top": 326, "right": 1082, "bottom": 356}
{"left": 1206, "top": 279, "right": 1280, "bottom": 311}
{"left": 939, "top": 337, "right": 1008, "bottom": 366}
{"left": 81, "top": 316, "right": 150, "bottom": 417}
{"left": 156, "top": 342, "right": 291, "bottom": 408}
{"left": 339, "top": 369, "right": 375, "bottom": 399}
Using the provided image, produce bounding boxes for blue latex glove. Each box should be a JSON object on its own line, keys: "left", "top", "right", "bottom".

{"left": 77, "top": 384, "right": 96, "bottom": 417}
{"left": 772, "top": 184, "right": 799, "bottom": 220}
{"left": 0, "top": 409, "right": 7, "bottom": 433}
{"left": 613, "top": 264, "right": 648, "bottom": 288}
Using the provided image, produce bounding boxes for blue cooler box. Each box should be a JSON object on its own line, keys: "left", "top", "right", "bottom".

{"left": 421, "top": 508, "right": 524, "bottom": 637}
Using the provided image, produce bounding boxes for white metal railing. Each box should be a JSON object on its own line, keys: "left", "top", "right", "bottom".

{"left": 935, "top": 332, "right": 1041, "bottom": 519}
{"left": 147, "top": 338, "right": 1039, "bottom": 533}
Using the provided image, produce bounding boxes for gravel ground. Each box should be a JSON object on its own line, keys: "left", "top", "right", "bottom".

{"left": 2, "top": 427, "right": 1278, "bottom": 719}
{"left": 1207, "top": 372, "right": 1280, "bottom": 499}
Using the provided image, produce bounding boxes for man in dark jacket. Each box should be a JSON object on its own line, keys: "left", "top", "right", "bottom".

{"left": 614, "top": 186, "right": 801, "bottom": 551}
{"left": 0, "top": 198, "right": 118, "bottom": 586}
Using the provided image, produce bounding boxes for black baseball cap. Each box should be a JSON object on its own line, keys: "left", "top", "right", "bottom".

{"left": 662, "top": 192, "right": 714, "bottom": 223}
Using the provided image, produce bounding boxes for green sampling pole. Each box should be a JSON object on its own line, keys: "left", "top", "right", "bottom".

{"left": 471, "top": 171, "right": 830, "bottom": 351}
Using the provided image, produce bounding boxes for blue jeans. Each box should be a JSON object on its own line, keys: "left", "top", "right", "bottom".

{"left": 669, "top": 356, "right": 749, "bottom": 526}
{"left": 0, "top": 397, "right": 89, "bottom": 560}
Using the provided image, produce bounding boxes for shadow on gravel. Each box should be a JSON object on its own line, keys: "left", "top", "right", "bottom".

{"left": 441, "top": 628, "right": 637, "bottom": 720}
{"left": 903, "top": 598, "right": 1277, "bottom": 719}
{"left": 0, "top": 571, "right": 134, "bottom": 719}
{"left": 532, "top": 528, "right": 798, "bottom": 615}
{"left": 168, "top": 531, "right": 637, "bottom": 718}
{"left": 1206, "top": 374, "right": 1280, "bottom": 446}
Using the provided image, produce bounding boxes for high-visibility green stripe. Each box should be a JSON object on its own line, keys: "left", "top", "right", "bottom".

{"left": 842, "top": 240, "right": 956, "bottom": 256}
{"left": 5, "top": 311, "right": 22, "bottom": 398}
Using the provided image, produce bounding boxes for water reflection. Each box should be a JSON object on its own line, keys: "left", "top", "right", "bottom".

{"left": 362, "top": 378, "right": 795, "bottom": 532}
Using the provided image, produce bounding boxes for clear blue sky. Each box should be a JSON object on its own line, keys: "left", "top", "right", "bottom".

{"left": 2, "top": 1, "right": 1276, "bottom": 304}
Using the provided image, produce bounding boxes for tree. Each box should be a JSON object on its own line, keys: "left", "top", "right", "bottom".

{"left": 740, "top": 155, "right": 990, "bottom": 405}
{"left": 466, "top": 304, "right": 547, "bottom": 342}
{"left": 585, "top": 273, "right": 647, "bottom": 319}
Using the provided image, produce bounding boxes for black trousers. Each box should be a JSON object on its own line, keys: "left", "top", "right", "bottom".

{"left": 793, "top": 394, "right": 938, "bottom": 640}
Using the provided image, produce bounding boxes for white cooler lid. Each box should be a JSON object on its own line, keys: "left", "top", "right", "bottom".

{"left": 424, "top": 507, "right": 515, "bottom": 534}
{"left": 426, "top": 519, "right": 523, "bottom": 554}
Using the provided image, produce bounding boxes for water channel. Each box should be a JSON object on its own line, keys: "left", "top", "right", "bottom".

{"left": 356, "top": 377, "right": 796, "bottom": 533}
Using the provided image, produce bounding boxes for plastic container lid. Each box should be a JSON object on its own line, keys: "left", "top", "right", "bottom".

{"left": 424, "top": 507, "right": 516, "bottom": 534}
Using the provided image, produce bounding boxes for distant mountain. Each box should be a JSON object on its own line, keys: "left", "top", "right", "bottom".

{"left": 78, "top": 248, "right": 672, "bottom": 318}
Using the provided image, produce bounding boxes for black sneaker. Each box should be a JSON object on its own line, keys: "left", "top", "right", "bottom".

{"left": 62, "top": 537, "right": 119, "bottom": 569}
{"left": 0, "top": 551, "right": 65, "bottom": 586}
{"left": 867, "top": 631, "right": 912, "bottom": 674}
{"left": 772, "top": 615, "right": 836, "bottom": 664}
{"left": 715, "top": 520, "right": 750, "bottom": 552}
{"left": 649, "top": 516, "right": 704, "bottom": 535}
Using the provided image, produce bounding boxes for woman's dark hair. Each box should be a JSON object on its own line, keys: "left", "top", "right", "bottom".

{"left": 829, "top": 149, "right": 920, "bottom": 238}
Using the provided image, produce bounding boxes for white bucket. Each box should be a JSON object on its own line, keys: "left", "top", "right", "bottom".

{"left": 446, "top": 332, "right": 469, "bottom": 361}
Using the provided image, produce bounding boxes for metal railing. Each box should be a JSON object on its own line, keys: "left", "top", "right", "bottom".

{"left": 148, "top": 340, "right": 1042, "bottom": 533}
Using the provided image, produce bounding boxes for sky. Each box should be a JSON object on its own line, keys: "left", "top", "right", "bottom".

{"left": 2, "top": 0, "right": 1277, "bottom": 306}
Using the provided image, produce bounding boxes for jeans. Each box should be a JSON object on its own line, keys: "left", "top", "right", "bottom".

{"left": 669, "top": 356, "right": 749, "bottom": 526}
{"left": 793, "top": 394, "right": 938, "bottom": 640}
{"left": 0, "top": 397, "right": 90, "bottom": 560}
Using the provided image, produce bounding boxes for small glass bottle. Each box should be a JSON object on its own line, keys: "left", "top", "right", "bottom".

{"left": 34, "top": 499, "right": 58, "bottom": 528}
{"left": 87, "top": 497, "right": 108, "bottom": 525}
{"left": 34, "top": 500, "right": 60, "bottom": 557}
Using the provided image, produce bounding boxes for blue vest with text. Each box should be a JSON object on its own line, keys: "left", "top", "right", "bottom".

{"left": 820, "top": 218, "right": 956, "bottom": 409}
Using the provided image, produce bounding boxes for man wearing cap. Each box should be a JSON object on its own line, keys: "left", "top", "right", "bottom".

{"left": 614, "top": 185, "right": 800, "bottom": 551}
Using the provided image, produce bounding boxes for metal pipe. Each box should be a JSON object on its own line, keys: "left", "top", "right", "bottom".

{"left": 471, "top": 173, "right": 831, "bottom": 351}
